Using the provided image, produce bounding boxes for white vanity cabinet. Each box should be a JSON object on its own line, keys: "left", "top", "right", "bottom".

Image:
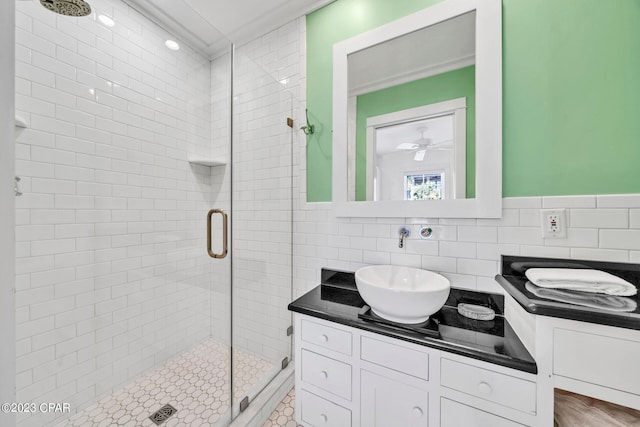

{"left": 505, "top": 296, "right": 640, "bottom": 425}
{"left": 294, "top": 313, "right": 539, "bottom": 427}
{"left": 494, "top": 255, "right": 640, "bottom": 425}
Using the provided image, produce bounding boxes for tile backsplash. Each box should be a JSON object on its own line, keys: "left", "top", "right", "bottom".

{"left": 292, "top": 195, "right": 640, "bottom": 298}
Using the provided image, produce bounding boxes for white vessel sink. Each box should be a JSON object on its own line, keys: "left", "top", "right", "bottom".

{"left": 355, "top": 265, "right": 451, "bottom": 324}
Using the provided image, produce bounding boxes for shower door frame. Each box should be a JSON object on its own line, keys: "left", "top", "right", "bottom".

{"left": 227, "top": 44, "right": 295, "bottom": 421}
{"left": 0, "top": 0, "right": 17, "bottom": 419}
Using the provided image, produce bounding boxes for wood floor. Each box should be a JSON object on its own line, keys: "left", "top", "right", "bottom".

{"left": 554, "top": 389, "right": 640, "bottom": 427}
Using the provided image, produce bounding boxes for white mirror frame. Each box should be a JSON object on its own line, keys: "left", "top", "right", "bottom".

{"left": 332, "top": 0, "right": 502, "bottom": 218}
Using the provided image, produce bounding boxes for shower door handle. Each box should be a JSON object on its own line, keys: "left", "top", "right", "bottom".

{"left": 207, "top": 209, "right": 228, "bottom": 259}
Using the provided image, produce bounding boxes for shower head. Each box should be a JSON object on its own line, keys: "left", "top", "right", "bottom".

{"left": 40, "top": 0, "right": 92, "bottom": 17}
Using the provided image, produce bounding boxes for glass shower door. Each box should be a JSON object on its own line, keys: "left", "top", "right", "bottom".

{"left": 229, "top": 46, "right": 294, "bottom": 416}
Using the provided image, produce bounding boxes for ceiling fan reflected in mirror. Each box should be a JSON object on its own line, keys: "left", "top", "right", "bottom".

{"left": 395, "top": 128, "right": 453, "bottom": 161}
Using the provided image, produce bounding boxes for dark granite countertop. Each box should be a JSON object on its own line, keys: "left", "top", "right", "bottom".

{"left": 288, "top": 269, "right": 537, "bottom": 374}
{"left": 496, "top": 255, "right": 640, "bottom": 331}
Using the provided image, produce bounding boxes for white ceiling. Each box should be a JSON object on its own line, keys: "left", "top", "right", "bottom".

{"left": 376, "top": 114, "right": 454, "bottom": 156}
{"left": 123, "top": 0, "right": 335, "bottom": 59}
{"left": 348, "top": 11, "right": 475, "bottom": 96}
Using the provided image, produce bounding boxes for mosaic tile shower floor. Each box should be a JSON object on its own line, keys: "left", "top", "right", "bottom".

{"left": 56, "top": 339, "right": 273, "bottom": 427}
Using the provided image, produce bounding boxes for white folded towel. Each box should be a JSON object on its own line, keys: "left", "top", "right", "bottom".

{"left": 525, "top": 283, "right": 638, "bottom": 312}
{"left": 525, "top": 268, "right": 637, "bottom": 297}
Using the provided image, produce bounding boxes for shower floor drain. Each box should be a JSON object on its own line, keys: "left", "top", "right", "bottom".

{"left": 149, "top": 404, "right": 177, "bottom": 425}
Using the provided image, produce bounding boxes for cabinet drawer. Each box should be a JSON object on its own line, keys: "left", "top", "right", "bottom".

{"left": 301, "top": 318, "right": 352, "bottom": 356}
{"left": 554, "top": 328, "right": 640, "bottom": 396}
{"left": 299, "top": 389, "right": 351, "bottom": 427}
{"left": 301, "top": 349, "right": 352, "bottom": 400}
{"left": 360, "top": 336, "right": 429, "bottom": 380}
{"left": 441, "top": 358, "right": 536, "bottom": 414}
{"left": 441, "top": 398, "right": 526, "bottom": 427}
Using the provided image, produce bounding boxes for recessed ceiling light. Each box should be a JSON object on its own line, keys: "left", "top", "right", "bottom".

{"left": 97, "top": 14, "right": 114, "bottom": 27}
{"left": 165, "top": 40, "right": 180, "bottom": 51}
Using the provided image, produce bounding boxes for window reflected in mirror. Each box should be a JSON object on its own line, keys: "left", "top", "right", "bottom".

{"left": 405, "top": 173, "right": 444, "bottom": 201}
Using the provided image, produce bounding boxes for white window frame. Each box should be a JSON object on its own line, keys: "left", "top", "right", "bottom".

{"left": 365, "top": 98, "right": 466, "bottom": 201}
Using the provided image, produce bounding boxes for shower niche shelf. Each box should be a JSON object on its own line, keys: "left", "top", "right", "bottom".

{"left": 15, "top": 117, "right": 28, "bottom": 128}
{"left": 188, "top": 157, "right": 227, "bottom": 167}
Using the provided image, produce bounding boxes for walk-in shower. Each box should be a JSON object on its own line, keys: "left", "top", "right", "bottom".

{"left": 11, "top": 0, "right": 295, "bottom": 425}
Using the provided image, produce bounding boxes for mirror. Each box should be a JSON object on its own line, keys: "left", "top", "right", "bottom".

{"left": 332, "top": 0, "right": 502, "bottom": 218}
{"left": 348, "top": 12, "right": 474, "bottom": 202}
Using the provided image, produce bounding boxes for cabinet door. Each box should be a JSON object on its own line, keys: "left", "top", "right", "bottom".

{"left": 360, "top": 370, "right": 428, "bottom": 427}
{"left": 554, "top": 328, "right": 640, "bottom": 396}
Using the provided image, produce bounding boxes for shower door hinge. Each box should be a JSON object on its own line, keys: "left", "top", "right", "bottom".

{"left": 286, "top": 325, "right": 293, "bottom": 336}
{"left": 239, "top": 396, "right": 250, "bottom": 412}
{"left": 281, "top": 357, "right": 289, "bottom": 370}
{"left": 286, "top": 117, "right": 293, "bottom": 128}
{"left": 14, "top": 176, "right": 22, "bottom": 197}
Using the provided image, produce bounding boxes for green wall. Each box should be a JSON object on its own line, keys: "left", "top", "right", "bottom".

{"left": 306, "top": 0, "right": 640, "bottom": 202}
{"left": 355, "top": 66, "right": 475, "bottom": 200}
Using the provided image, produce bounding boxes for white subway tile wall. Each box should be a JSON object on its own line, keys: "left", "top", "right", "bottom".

{"left": 15, "top": 0, "right": 214, "bottom": 425}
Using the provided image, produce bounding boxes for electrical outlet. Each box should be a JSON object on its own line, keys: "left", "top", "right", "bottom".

{"left": 540, "top": 209, "right": 567, "bottom": 238}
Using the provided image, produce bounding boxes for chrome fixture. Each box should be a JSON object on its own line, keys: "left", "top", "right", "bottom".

{"left": 300, "top": 108, "right": 315, "bottom": 135}
{"left": 14, "top": 176, "right": 22, "bottom": 197}
{"left": 39, "top": 0, "right": 92, "bottom": 16}
{"left": 398, "top": 226, "right": 411, "bottom": 248}
{"left": 419, "top": 226, "right": 433, "bottom": 239}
